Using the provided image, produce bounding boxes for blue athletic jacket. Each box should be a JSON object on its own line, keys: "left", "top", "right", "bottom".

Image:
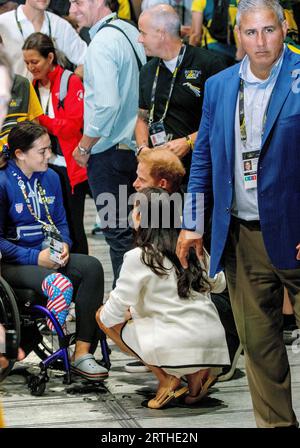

{"left": 0, "top": 160, "right": 72, "bottom": 265}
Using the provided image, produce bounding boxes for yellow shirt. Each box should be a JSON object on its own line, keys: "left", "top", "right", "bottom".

{"left": 192, "top": 0, "right": 238, "bottom": 46}
{"left": 284, "top": 8, "right": 298, "bottom": 39}
{"left": 288, "top": 43, "right": 300, "bottom": 54}
{"left": 118, "top": 0, "right": 131, "bottom": 20}
{"left": 0, "top": 81, "right": 43, "bottom": 150}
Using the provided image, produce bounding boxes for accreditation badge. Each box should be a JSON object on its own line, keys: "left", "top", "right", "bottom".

{"left": 242, "top": 149, "right": 260, "bottom": 190}
{"left": 149, "top": 121, "right": 167, "bottom": 147}
{"left": 42, "top": 229, "right": 64, "bottom": 264}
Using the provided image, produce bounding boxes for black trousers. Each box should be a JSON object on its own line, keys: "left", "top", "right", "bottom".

{"left": 1, "top": 254, "right": 104, "bottom": 344}
{"left": 49, "top": 164, "right": 89, "bottom": 255}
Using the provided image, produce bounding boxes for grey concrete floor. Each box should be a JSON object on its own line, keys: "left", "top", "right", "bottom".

{"left": 1, "top": 198, "right": 300, "bottom": 429}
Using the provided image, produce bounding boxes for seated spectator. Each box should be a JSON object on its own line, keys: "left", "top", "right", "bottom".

{"left": 0, "top": 121, "right": 108, "bottom": 381}
{"left": 97, "top": 187, "right": 229, "bottom": 408}
{"left": 23, "top": 32, "right": 89, "bottom": 255}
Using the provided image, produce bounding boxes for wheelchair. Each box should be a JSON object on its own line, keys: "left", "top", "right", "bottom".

{"left": 0, "top": 274, "right": 111, "bottom": 396}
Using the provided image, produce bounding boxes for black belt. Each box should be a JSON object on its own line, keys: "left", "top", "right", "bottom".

{"left": 231, "top": 215, "right": 261, "bottom": 230}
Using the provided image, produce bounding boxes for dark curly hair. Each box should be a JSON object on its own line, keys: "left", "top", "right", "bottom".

{"left": 134, "top": 187, "right": 209, "bottom": 298}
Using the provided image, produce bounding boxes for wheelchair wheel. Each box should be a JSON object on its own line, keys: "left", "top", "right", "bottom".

{"left": 28, "top": 374, "right": 48, "bottom": 396}
{"left": 33, "top": 319, "right": 75, "bottom": 371}
{"left": 0, "top": 277, "right": 21, "bottom": 382}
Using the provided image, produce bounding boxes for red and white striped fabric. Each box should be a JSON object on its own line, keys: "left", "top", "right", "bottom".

{"left": 42, "top": 273, "right": 73, "bottom": 332}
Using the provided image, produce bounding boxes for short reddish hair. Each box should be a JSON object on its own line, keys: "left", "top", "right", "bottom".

{"left": 138, "top": 148, "right": 185, "bottom": 193}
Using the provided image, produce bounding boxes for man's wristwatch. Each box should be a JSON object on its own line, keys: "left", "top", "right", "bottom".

{"left": 78, "top": 144, "right": 91, "bottom": 155}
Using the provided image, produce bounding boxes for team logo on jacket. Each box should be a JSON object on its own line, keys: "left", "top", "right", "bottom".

{"left": 77, "top": 90, "right": 83, "bottom": 101}
{"left": 184, "top": 70, "right": 201, "bottom": 80}
{"left": 15, "top": 203, "right": 23, "bottom": 214}
{"left": 9, "top": 98, "right": 22, "bottom": 108}
{"left": 37, "top": 191, "right": 55, "bottom": 205}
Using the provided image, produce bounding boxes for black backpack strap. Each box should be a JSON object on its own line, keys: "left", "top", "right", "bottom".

{"left": 100, "top": 23, "right": 143, "bottom": 71}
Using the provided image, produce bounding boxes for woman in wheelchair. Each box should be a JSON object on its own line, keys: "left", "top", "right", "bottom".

{"left": 0, "top": 121, "right": 108, "bottom": 381}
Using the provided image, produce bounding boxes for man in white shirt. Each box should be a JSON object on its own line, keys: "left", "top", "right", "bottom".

{"left": 71, "top": 0, "right": 146, "bottom": 288}
{"left": 0, "top": 0, "right": 87, "bottom": 78}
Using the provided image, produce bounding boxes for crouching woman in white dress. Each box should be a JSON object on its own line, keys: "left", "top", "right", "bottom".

{"left": 96, "top": 187, "right": 229, "bottom": 409}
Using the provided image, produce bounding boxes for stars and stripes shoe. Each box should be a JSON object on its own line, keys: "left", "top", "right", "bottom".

{"left": 42, "top": 273, "right": 73, "bottom": 332}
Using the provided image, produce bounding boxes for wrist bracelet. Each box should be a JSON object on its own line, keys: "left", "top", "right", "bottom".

{"left": 78, "top": 144, "right": 91, "bottom": 155}
{"left": 185, "top": 135, "right": 194, "bottom": 151}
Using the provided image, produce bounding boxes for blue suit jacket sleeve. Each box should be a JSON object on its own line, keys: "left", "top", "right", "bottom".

{"left": 182, "top": 78, "right": 213, "bottom": 232}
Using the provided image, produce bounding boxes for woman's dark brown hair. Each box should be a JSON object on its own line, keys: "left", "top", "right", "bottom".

{"left": 8, "top": 121, "right": 48, "bottom": 158}
{"left": 134, "top": 187, "right": 209, "bottom": 298}
{"left": 22, "top": 32, "right": 58, "bottom": 65}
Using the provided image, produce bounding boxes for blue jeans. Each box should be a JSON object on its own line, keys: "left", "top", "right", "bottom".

{"left": 87, "top": 146, "right": 137, "bottom": 287}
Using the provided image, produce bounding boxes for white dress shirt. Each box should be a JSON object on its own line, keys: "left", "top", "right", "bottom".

{"left": 231, "top": 47, "right": 285, "bottom": 221}
{"left": 0, "top": 6, "right": 87, "bottom": 78}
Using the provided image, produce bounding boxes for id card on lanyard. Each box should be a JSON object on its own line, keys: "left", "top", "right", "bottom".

{"left": 242, "top": 148, "right": 259, "bottom": 190}
{"left": 149, "top": 121, "right": 168, "bottom": 147}
{"left": 239, "top": 79, "right": 268, "bottom": 190}
{"left": 43, "top": 231, "right": 64, "bottom": 263}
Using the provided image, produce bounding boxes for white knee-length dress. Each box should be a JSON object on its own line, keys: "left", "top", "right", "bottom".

{"left": 100, "top": 247, "right": 229, "bottom": 370}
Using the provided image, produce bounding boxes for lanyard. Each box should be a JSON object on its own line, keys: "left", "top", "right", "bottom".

{"left": 42, "top": 89, "right": 51, "bottom": 116}
{"left": 15, "top": 9, "right": 52, "bottom": 39}
{"left": 239, "top": 79, "right": 269, "bottom": 145}
{"left": 45, "top": 92, "right": 51, "bottom": 116}
{"left": 33, "top": 83, "right": 51, "bottom": 116}
{"left": 148, "top": 45, "right": 186, "bottom": 127}
{"left": 12, "top": 170, "right": 59, "bottom": 234}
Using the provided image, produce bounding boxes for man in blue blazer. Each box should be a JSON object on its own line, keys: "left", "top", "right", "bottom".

{"left": 177, "top": 0, "right": 300, "bottom": 428}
